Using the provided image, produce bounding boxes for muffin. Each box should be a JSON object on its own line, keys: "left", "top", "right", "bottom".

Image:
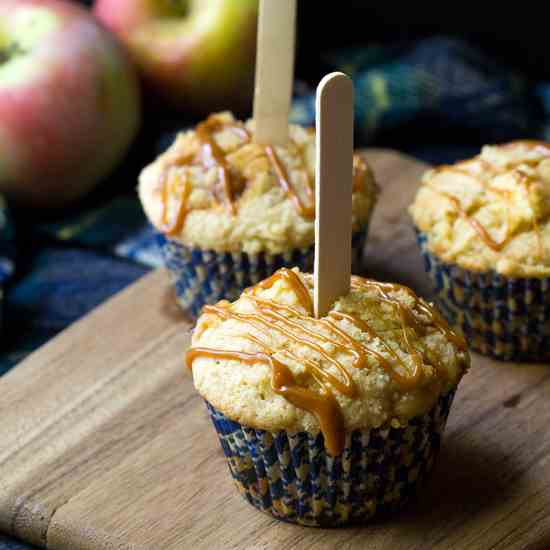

{"left": 139, "top": 112, "right": 378, "bottom": 316}
{"left": 410, "top": 140, "right": 550, "bottom": 360}
{"left": 186, "top": 267, "right": 469, "bottom": 526}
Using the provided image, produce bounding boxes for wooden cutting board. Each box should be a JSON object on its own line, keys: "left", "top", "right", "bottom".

{"left": 2, "top": 149, "right": 550, "bottom": 550}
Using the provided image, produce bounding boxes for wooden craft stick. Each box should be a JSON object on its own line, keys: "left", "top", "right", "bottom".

{"left": 314, "top": 72, "right": 354, "bottom": 318}
{"left": 252, "top": 0, "right": 296, "bottom": 145}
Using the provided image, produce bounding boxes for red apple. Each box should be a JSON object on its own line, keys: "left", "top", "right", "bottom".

{"left": 93, "top": 0, "right": 258, "bottom": 115}
{"left": 0, "top": 0, "right": 141, "bottom": 208}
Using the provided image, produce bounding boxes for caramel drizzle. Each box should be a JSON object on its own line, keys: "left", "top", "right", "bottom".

{"left": 429, "top": 167, "right": 508, "bottom": 252}
{"left": 160, "top": 172, "right": 191, "bottom": 236}
{"left": 264, "top": 145, "right": 315, "bottom": 218}
{"left": 350, "top": 277, "right": 467, "bottom": 351}
{"left": 186, "top": 347, "right": 346, "bottom": 456}
{"left": 159, "top": 117, "right": 369, "bottom": 232}
{"left": 186, "top": 269, "right": 465, "bottom": 455}
{"left": 159, "top": 116, "right": 248, "bottom": 229}
{"left": 328, "top": 311, "right": 420, "bottom": 388}
{"left": 447, "top": 194, "right": 508, "bottom": 252}
{"left": 196, "top": 118, "right": 239, "bottom": 216}
{"left": 252, "top": 262, "right": 313, "bottom": 312}
{"left": 429, "top": 143, "right": 550, "bottom": 257}
{"left": 264, "top": 147, "right": 368, "bottom": 218}
{"left": 516, "top": 169, "right": 545, "bottom": 260}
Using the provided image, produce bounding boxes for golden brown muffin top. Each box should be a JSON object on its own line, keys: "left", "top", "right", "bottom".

{"left": 187, "top": 268, "right": 469, "bottom": 455}
{"left": 139, "top": 112, "right": 378, "bottom": 254}
{"left": 410, "top": 141, "right": 550, "bottom": 277}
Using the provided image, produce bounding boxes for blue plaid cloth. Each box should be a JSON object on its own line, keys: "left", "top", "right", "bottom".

{"left": 292, "top": 37, "right": 550, "bottom": 142}
{"left": 1, "top": 37, "right": 550, "bottom": 377}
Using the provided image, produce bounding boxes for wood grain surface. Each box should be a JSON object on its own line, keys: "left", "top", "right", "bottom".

{"left": 1, "top": 150, "right": 550, "bottom": 550}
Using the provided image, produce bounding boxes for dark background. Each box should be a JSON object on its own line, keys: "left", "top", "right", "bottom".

{"left": 77, "top": 0, "right": 550, "bottom": 81}
{"left": 76, "top": 0, "right": 550, "bottom": 169}
{"left": 295, "top": 4, "right": 550, "bottom": 81}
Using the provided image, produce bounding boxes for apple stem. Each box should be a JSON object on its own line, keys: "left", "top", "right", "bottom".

{"left": 0, "top": 43, "right": 26, "bottom": 65}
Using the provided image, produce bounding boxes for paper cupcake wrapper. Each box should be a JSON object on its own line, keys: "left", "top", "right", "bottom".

{"left": 416, "top": 230, "right": 550, "bottom": 361}
{"left": 205, "top": 390, "right": 455, "bottom": 527}
{"left": 158, "top": 229, "right": 368, "bottom": 318}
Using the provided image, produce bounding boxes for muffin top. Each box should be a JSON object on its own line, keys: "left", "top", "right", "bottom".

{"left": 187, "top": 268, "right": 469, "bottom": 455}
{"left": 410, "top": 141, "right": 550, "bottom": 277}
{"left": 139, "top": 112, "right": 378, "bottom": 255}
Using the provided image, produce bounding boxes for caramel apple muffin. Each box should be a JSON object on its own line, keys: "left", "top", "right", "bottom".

{"left": 410, "top": 140, "right": 550, "bottom": 360}
{"left": 139, "top": 112, "right": 378, "bottom": 316}
{"left": 187, "top": 268, "right": 469, "bottom": 526}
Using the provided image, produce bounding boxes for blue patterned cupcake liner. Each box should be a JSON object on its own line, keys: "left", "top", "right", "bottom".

{"left": 158, "top": 229, "right": 368, "bottom": 318}
{"left": 415, "top": 230, "right": 550, "bottom": 361}
{"left": 205, "top": 390, "right": 456, "bottom": 527}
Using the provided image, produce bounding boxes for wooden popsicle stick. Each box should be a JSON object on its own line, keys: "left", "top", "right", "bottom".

{"left": 314, "top": 72, "right": 354, "bottom": 318}
{"left": 252, "top": 0, "right": 296, "bottom": 145}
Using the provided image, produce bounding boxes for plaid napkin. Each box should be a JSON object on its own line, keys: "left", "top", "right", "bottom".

{"left": 1, "top": 36, "right": 549, "bottom": 375}
{"left": 292, "top": 37, "right": 550, "bottom": 143}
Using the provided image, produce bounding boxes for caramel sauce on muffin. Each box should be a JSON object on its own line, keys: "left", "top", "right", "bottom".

{"left": 188, "top": 269, "right": 469, "bottom": 455}
{"left": 410, "top": 141, "right": 550, "bottom": 276}
{"left": 139, "top": 112, "right": 378, "bottom": 255}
